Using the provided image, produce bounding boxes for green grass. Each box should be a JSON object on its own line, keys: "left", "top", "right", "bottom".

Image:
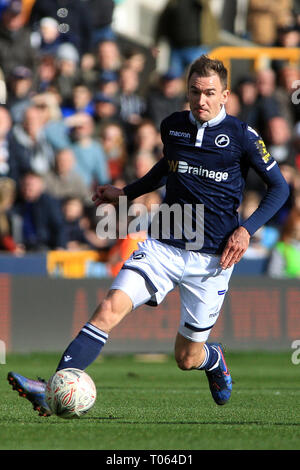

{"left": 1, "top": 351, "right": 300, "bottom": 450}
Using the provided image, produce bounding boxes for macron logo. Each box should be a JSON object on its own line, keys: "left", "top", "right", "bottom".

{"left": 169, "top": 130, "right": 191, "bottom": 138}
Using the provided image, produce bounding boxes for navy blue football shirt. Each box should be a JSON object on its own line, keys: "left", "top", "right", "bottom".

{"left": 124, "top": 107, "right": 289, "bottom": 254}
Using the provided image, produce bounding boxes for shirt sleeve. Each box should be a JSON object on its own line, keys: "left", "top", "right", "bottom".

{"left": 123, "top": 157, "right": 168, "bottom": 200}
{"left": 241, "top": 125, "right": 290, "bottom": 236}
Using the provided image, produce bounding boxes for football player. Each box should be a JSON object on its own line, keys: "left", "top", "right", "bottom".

{"left": 8, "top": 56, "right": 289, "bottom": 416}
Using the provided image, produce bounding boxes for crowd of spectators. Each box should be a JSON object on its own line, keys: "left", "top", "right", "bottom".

{"left": 0, "top": 0, "right": 299, "bottom": 278}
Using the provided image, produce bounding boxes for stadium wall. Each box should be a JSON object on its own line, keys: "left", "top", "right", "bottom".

{"left": 0, "top": 275, "right": 299, "bottom": 353}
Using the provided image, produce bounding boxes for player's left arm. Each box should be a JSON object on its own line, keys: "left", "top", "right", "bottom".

{"left": 220, "top": 126, "right": 290, "bottom": 269}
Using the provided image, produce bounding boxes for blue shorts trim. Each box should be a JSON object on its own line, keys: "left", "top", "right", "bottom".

{"left": 121, "top": 266, "right": 158, "bottom": 307}
{"left": 184, "top": 322, "right": 214, "bottom": 332}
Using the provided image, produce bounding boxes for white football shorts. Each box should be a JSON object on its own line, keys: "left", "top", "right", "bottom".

{"left": 110, "top": 238, "right": 234, "bottom": 342}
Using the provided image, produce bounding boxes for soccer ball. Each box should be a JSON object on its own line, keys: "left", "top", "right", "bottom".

{"left": 45, "top": 368, "right": 97, "bottom": 419}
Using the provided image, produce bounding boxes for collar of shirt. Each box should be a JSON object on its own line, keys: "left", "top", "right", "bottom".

{"left": 189, "top": 106, "right": 227, "bottom": 129}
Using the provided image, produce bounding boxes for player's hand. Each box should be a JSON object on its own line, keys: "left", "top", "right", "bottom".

{"left": 220, "top": 226, "right": 250, "bottom": 269}
{"left": 92, "top": 184, "right": 125, "bottom": 207}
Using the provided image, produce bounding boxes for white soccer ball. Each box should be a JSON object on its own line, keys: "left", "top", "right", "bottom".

{"left": 45, "top": 368, "right": 97, "bottom": 419}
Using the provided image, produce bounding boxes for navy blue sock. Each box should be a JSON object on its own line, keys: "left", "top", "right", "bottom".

{"left": 197, "top": 343, "right": 220, "bottom": 371}
{"left": 56, "top": 322, "right": 108, "bottom": 371}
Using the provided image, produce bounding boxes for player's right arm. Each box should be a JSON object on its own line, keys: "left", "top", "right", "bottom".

{"left": 123, "top": 156, "right": 168, "bottom": 200}
{"left": 92, "top": 157, "right": 168, "bottom": 206}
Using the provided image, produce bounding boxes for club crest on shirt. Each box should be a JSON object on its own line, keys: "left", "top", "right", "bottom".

{"left": 215, "top": 134, "right": 230, "bottom": 147}
{"left": 255, "top": 139, "right": 271, "bottom": 163}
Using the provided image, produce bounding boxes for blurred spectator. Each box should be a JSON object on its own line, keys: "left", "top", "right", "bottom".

{"left": 130, "top": 160, "right": 163, "bottom": 233}
{"left": 293, "top": 171, "right": 300, "bottom": 195}
{"left": 217, "top": 0, "right": 239, "bottom": 35}
{"left": 61, "top": 196, "right": 90, "bottom": 250}
{"left": 145, "top": 71, "right": 186, "bottom": 130}
{"left": 31, "top": 91, "right": 71, "bottom": 151}
{"left": 85, "top": 0, "right": 115, "bottom": 46}
{"left": 255, "top": 67, "right": 300, "bottom": 128}
{"left": 29, "top": 0, "right": 93, "bottom": 55}
{"left": 268, "top": 209, "right": 300, "bottom": 278}
{"left": 6, "top": 66, "right": 33, "bottom": 123}
{"left": 79, "top": 52, "right": 98, "bottom": 91}
{"left": 0, "top": 0, "right": 37, "bottom": 79}
{"left": 256, "top": 68, "right": 278, "bottom": 99}
{"left": 97, "top": 70, "right": 119, "bottom": 98}
{"left": 294, "top": 0, "right": 300, "bottom": 24}
{"left": 122, "top": 46, "right": 148, "bottom": 96}
{"left": 93, "top": 92, "right": 121, "bottom": 132}
{"left": 122, "top": 118, "right": 161, "bottom": 176}
{"left": 79, "top": 200, "right": 113, "bottom": 252}
{"left": 10, "top": 105, "right": 55, "bottom": 176}
{"left": 95, "top": 39, "right": 122, "bottom": 74}
{"left": 292, "top": 187, "right": 300, "bottom": 213}
{"left": 71, "top": 83, "right": 94, "bottom": 116}
{"left": 0, "top": 0, "right": 10, "bottom": 18}
{"left": 0, "top": 177, "right": 23, "bottom": 254}
{"left": 225, "top": 91, "right": 240, "bottom": 117}
{"left": 61, "top": 83, "right": 94, "bottom": 117}
{"left": 132, "top": 119, "right": 162, "bottom": 161}
{"left": 270, "top": 162, "right": 295, "bottom": 226}
{"left": 129, "top": 147, "right": 165, "bottom": 221}
{"left": 31, "top": 16, "right": 62, "bottom": 56}
{"left": 265, "top": 116, "right": 293, "bottom": 164}
{"left": 99, "top": 122, "right": 128, "bottom": 181}
{"left": 239, "top": 190, "right": 279, "bottom": 259}
{"left": 294, "top": 122, "right": 300, "bottom": 171}
{"left": 244, "top": 69, "right": 283, "bottom": 137}
{"left": 153, "top": 0, "right": 219, "bottom": 77}
{"left": 118, "top": 66, "right": 145, "bottom": 126}
{"left": 66, "top": 112, "right": 110, "bottom": 189}
{"left": 235, "top": 75, "right": 258, "bottom": 124}
{"left": 247, "top": 0, "right": 294, "bottom": 46}
{"left": 43, "top": 147, "right": 90, "bottom": 202}
{"left": 12, "top": 171, "right": 66, "bottom": 251}
{"left": 54, "top": 42, "right": 81, "bottom": 104}
{"left": 34, "top": 54, "right": 58, "bottom": 93}
{"left": 277, "top": 65, "right": 300, "bottom": 125}
{"left": 123, "top": 47, "right": 146, "bottom": 75}
{"left": 0, "top": 106, "right": 21, "bottom": 183}
{"left": 276, "top": 23, "right": 300, "bottom": 48}
{"left": 133, "top": 150, "right": 159, "bottom": 180}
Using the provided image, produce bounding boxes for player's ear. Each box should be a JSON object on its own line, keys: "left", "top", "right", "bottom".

{"left": 221, "top": 89, "right": 230, "bottom": 105}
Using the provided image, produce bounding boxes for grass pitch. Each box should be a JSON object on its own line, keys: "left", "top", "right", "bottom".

{"left": 1, "top": 351, "right": 300, "bottom": 450}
